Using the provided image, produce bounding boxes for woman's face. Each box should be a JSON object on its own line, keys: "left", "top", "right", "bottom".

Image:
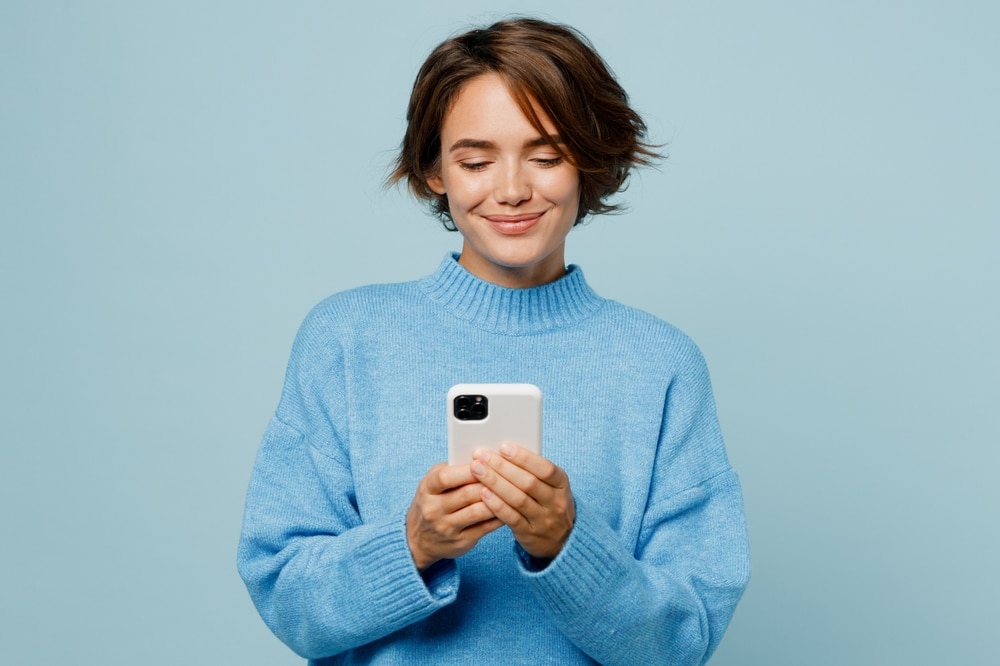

{"left": 426, "top": 74, "right": 580, "bottom": 288}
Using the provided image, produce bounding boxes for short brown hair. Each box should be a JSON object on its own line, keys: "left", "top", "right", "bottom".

{"left": 388, "top": 17, "right": 660, "bottom": 229}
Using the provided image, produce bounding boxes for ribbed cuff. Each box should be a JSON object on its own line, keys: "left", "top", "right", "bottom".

{"left": 353, "top": 513, "right": 459, "bottom": 627}
{"left": 515, "top": 501, "right": 627, "bottom": 617}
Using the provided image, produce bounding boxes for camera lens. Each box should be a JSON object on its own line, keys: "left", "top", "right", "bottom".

{"left": 454, "top": 394, "right": 487, "bottom": 420}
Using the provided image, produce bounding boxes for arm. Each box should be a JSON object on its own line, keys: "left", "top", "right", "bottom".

{"left": 522, "top": 471, "right": 748, "bottom": 666}
{"left": 474, "top": 347, "right": 750, "bottom": 665}
{"left": 237, "top": 417, "right": 458, "bottom": 659}
{"left": 236, "top": 305, "right": 499, "bottom": 659}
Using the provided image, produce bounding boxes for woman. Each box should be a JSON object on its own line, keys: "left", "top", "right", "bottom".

{"left": 238, "top": 17, "right": 749, "bottom": 665}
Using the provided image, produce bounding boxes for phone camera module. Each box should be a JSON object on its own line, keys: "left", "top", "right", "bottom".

{"left": 454, "top": 394, "right": 488, "bottom": 421}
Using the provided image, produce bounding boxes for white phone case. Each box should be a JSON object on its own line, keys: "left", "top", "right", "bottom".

{"left": 447, "top": 383, "right": 542, "bottom": 465}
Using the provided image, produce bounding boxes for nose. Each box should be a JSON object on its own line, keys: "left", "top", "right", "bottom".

{"left": 494, "top": 161, "right": 531, "bottom": 205}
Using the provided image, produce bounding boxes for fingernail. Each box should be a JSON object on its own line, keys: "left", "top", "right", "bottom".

{"left": 473, "top": 448, "right": 490, "bottom": 462}
{"left": 482, "top": 488, "right": 494, "bottom": 500}
{"left": 471, "top": 461, "right": 485, "bottom": 477}
{"left": 500, "top": 443, "right": 515, "bottom": 457}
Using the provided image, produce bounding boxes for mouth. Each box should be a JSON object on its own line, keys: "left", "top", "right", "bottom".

{"left": 481, "top": 212, "right": 544, "bottom": 235}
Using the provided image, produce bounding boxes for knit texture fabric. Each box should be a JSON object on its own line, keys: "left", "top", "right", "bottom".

{"left": 238, "top": 254, "right": 750, "bottom": 665}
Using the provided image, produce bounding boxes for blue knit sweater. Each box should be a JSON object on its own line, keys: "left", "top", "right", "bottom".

{"left": 238, "top": 254, "right": 750, "bottom": 665}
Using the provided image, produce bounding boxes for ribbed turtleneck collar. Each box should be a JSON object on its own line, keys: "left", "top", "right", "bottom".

{"left": 417, "top": 253, "right": 606, "bottom": 335}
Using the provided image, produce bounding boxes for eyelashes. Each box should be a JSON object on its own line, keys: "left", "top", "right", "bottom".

{"left": 458, "top": 156, "right": 564, "bottom": 172}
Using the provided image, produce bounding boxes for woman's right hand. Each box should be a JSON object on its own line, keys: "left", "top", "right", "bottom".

{"left": 406, "top": 463, "right": 503, "bottom": 571}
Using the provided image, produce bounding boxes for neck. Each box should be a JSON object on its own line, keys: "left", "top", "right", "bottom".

{"left": 457, "top": 244, "right": 568, "bottom": 289}
{"left": 418, "top": 253, "right": 605, "bottom": 335}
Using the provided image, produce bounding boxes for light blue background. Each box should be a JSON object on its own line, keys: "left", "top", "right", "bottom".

{"left": 2, "top": 1, "right": 997, "bottom": 664}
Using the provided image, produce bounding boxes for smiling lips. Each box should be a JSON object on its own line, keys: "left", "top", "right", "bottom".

{"left": 481, "top": 212, "right": 544, "bottom": 235}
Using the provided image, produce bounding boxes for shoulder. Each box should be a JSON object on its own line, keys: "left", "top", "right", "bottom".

{"left": 591, "top": 299, "right": 709, "bottom": 377}
{"left": 278, "top": 279, "right": 422, "bottom": 379}
{"left": 295, "top": 279, "right": 422, "bottom": 341}
{"left": 276, "top": 279, "right": 423, "bottom": 419}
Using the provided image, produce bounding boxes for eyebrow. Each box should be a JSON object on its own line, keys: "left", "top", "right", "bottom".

{"left": 447, "top": 135, "right": 565, "bottom": 153}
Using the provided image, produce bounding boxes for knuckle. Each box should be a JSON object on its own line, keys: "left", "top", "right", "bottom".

{"left": 421, "top": 500, "right": 441, "bottom": 521}
{"left": 510, "top": 493, "right": 530, "bottom": 511}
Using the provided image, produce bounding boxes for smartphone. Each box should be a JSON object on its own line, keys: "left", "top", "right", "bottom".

{"left": 447, "top": 383, "right": 542, "bottom": 465}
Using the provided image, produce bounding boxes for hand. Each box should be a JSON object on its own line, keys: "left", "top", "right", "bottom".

{"left": 406, "top": 463, "right": 504, "bottom": 571}
{"left": 470, "top": 444, "right": 575, "bottom": 561}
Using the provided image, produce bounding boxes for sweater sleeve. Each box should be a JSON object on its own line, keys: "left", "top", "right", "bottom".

{"left": 236, "top": 306, "right": 458, "bottom": 660}
{"left": 517, "top": 344, "right": 750, "bottom": 666}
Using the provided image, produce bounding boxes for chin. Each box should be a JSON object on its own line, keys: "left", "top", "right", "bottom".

{"left": 490, "top": 246, "right": 551, "bottom": 269}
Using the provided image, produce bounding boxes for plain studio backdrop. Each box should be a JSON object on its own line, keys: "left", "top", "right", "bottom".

{"left": 2, "top": 2, "right": 997, "bottom": 664}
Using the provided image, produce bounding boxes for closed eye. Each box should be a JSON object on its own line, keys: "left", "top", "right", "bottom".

{"left": 459, "top": 161, "right": 491, "bottom": 172}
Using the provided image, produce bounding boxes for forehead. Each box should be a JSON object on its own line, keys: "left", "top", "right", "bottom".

{"left": 442, "top": 73, "right": 557, "bottom": 140}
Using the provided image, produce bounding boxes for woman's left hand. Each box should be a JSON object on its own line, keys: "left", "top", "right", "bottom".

{"left": 470, "top": 443, "right": 575, "bottom": 561}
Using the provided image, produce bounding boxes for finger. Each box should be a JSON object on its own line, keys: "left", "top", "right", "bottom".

{"left": 479, "top": 478, "right": 575, "bottom": 561}
{"left": 449, "top": 499, "right": 499, "bottom": 531}
{"left": 498, "top": 443, "right": 568, "bottom": 488}
{"left": 473, "top": 448, "right": 554, "bottom": 506}
{"left": 459, "top": 516, "right": 505, "bottom": 542}
{"left": 422, "top": 462, "right": 479, "bottom": 494}
{"left": 437, "top": 482, "right": 491, "bottom": 515}
{"left": 471, "top": 458, "right": 540, "bottom": 523}
{"left": 478, "top": 484, "right": 529, "bottom": 529}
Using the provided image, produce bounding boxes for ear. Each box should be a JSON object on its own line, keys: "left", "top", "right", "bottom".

{"left": 425, "top": 172, "right": 446, "bottom": 195}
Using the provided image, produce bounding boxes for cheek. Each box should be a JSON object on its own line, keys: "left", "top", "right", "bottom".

{"left": 540, "top": 169, "right": 580, "bottom": 203}
{"left": 542, "top": 172, "right": 581, "bottom": 217}
{"left": 442, "top": 173, "right": 488, "bottom": 209}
